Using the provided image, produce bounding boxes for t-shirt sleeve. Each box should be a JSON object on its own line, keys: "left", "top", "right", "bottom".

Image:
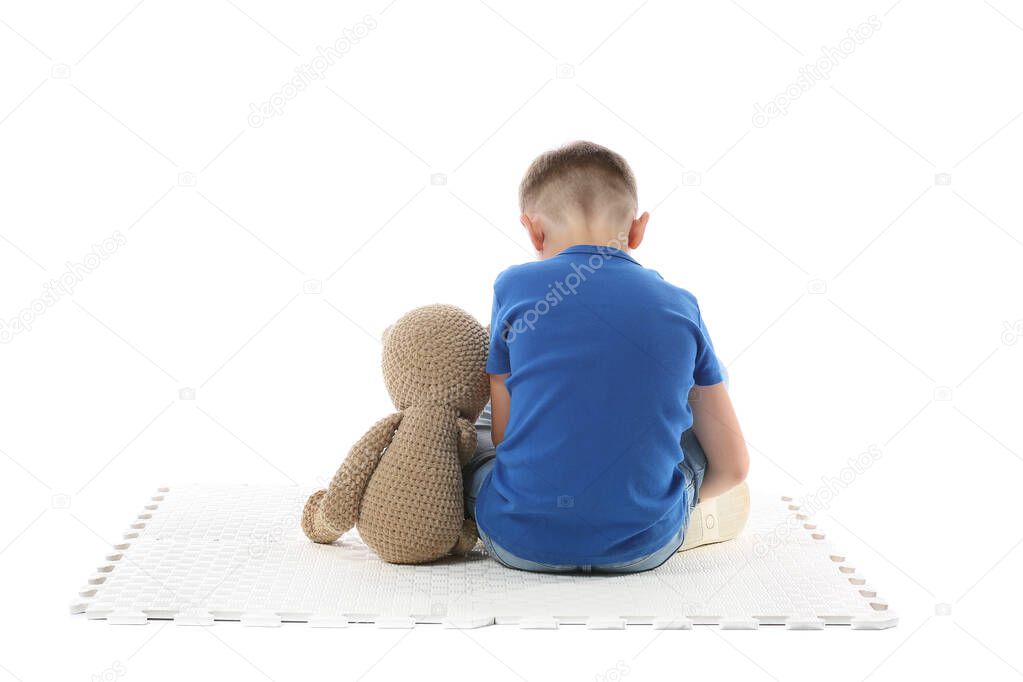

{"left": 693, "top": 304, "right": 724, "bottom": 386}
{"left": 486, "top": 284, "right": 511, "bottom": 375}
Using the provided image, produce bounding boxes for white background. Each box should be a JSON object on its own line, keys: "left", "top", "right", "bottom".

{"left": 2, "top": 0, "right": 1022, "bottom": 680}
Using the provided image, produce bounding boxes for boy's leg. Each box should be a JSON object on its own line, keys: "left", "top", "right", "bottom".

{"left": 462, "top": 403, "right": 496, "bottom": 521}
{"left": 681, "top": 428, "right": 708, "bottom": 506}
{"left": 590, "top": 523, "right": 686, "bottom": 574}
{"left": 480, "top": 534, "right": 581, "bottom": 573}
{"left": 677, "top": 428, "right": 750, "bottom": 552}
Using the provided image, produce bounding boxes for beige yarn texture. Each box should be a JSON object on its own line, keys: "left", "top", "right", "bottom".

{"left": 301, "top": 304, "right": 491, "bottom": 564}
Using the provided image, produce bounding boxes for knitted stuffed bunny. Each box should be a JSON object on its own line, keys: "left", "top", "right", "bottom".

{"left": 301, "top": 304, "right": 490, "bottom": 564}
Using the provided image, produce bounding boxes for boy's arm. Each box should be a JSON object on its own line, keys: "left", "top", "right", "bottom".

{"left": 489, "top": 373, "right": 511, "bottom": 445}
{"left": 689, "top": 382, "right": 749, "bottom": 500}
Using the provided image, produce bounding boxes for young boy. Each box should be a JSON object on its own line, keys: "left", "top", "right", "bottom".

{"left": 463, "top": 141, "right": 750, "bottom": 573}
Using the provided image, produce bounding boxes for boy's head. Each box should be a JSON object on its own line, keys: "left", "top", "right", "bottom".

{"left": 518, "top": 141, "right": 648, "bottom": 258}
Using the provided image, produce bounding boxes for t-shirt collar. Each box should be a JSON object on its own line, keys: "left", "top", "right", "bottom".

{"left": 555, "top": 243, "right": 640, "bottom": 265}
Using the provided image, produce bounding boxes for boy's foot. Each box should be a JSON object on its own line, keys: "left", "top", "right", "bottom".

{"left": 678, "top": 482, "right": 750, "bottom": 552}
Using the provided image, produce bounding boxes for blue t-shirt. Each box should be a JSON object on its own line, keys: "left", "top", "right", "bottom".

{"left": 477, "top": 244, "right": 723, "bottom": 565}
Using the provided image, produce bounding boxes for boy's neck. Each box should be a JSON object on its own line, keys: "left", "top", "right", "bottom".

{"left": 542, "top": 227, "right": 629, "bottom": 260}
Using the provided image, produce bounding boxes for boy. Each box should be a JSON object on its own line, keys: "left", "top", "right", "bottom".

{"left": 463, "top": 141, "right": 750, "bottom": 573}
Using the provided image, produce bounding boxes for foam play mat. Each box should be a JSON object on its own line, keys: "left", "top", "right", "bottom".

{"left": 71, "top": 486, "right": 896, "bottom": 629}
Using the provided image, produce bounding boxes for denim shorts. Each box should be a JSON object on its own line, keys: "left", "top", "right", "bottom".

{"left": 462, "top": 405, "right": 708, "bottom": 574}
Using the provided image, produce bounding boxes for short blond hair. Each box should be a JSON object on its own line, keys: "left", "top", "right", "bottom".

{"left": 518, "top": 141, "right": 638, "bottom": 225}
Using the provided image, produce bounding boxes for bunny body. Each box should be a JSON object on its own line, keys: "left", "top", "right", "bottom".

{"left": 301, "top": 305, "right": 489, "bottom": 564}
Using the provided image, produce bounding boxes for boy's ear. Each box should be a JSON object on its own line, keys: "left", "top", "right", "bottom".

{"left": 520, "top": 214, "right": 545, "bottom": 255}
{"left": 628, "top": 211, "right": 650, "bottom": 250}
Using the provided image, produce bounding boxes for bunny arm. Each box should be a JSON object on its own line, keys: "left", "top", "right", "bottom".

{"left": 451, "top": 419, "right": 480, "bottom": 553}
{"left": 456, "top": 416, "right": 477, "bottom": 467}
{"left": 301, "top": 412, "right": 403, "bottom": 544}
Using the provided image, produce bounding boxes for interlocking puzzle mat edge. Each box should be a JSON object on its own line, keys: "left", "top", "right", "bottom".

{"left": 70, "top": 486, "right": 897, "bottom": 630}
